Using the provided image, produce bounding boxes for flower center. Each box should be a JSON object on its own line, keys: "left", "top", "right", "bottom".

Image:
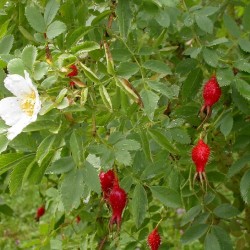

{"left": 20, "top": 91, "right": 36, "bottom": 116}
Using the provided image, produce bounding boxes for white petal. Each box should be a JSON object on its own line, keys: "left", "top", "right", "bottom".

{"left": 24, "top": 70, "right": 36, "bottom": 89}
{"left": 0, "top": 97, "right": 27, "bottom": 126}
{"left": 4, "top": 73, "right": 33, "bottom": 97}
{"left": 7, "top": 117, "right": 31, "bottom": 140}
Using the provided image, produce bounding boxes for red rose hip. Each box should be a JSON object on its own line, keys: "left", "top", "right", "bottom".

{"left": 35, "top": 205, "right": 45, "bottom": 221}
{"left": 199, "top": 75, "right": 222, "bottom": 128}
{"left": 108, "top": 178, "right": 127, "bottom": 231}
{"left": 191, "top": 139, "right": 210, "bottom": 188}
{"left": 148, "top": 228, "right": 161, "bottom": 250}
{"left": 99, "top": 170, "right": 115, "bottom": 199}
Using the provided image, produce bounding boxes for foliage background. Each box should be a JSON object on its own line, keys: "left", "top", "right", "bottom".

{"left": 0, "top": 0, "right": 250, "bottom": 249}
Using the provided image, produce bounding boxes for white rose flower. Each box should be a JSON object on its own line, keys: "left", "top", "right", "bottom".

{"left": 0, "top": 70, "right": 41, "bottom": 140}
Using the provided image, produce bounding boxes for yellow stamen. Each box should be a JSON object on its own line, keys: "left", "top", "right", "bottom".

{"left": 20, "top": 91, "right": 36, "bottom": 116}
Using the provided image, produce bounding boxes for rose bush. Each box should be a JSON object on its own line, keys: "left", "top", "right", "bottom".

{"left": 0, "top": 0, "right": 250, "bottom": 249}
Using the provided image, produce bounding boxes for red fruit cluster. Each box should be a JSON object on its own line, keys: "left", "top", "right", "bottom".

{"left": 35, "top": 205, "right": 45, "bottom": 221}
{"left": 192, "top": 139, "right": 210, "bottom": 173}
{"left": 200, "top": 75, "right": 221, "bottom": 119}
{"left": 148, "top": 228, "right": 161, "bottom": 250}
{"left": 67, "top": 64, "right": 78, "bottom": 77}
{"left": 99, "top": 170, "right": 127, "bottom": 231}
{"left": 66, "top": 64, "right": 78, "bottom": 87}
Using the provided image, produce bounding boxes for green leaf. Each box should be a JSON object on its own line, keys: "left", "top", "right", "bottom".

{"left": 115, "top": 77, "right": 142, "bottom": 105}
{"left": 184, "top": 47, "right": 202, "bottom": 59}
{"left": 36, "top": 135, "right": 56, "bottom": 166}
{"left": 70, "top": 129, "right": 85, "bottom": 166}
{"left": 150, "top": 186, "right": 182, "bottom": 208}
{"left": 216, "top": 68, "right": 234, "bottom": 87}
{"left": 139, "top": 130, "right": 152, "bottom": 162}
{"left": 235, "top": 78, "right": 250, "bottom": 101}
{"left": 203, "top": 48, "right": 218, "bottom": 67}
{"left": 0, "top": 134, "right": 9, "bottom": 154}
{"left": 207, "top": 37, "right": 229, "bottom": 47}
{"left": 205, "top": 233, "right": 221, "bottom": 250}
{"left": 99, "top": 85, "right": 113, "bottom": 111}
{"left": 158, "top": 0, "right": 179, "bottom": 7}
{"left": 170, "top": 128, "right": 191, "bottom": 144}
{"left": 18, "top": 26, "right": 37, "bottom": 42}
{"left": 238, "top": 39, "right": 250, "bottom": 53}
{"left": 25, "top": 6, "right": 46, "bottom": 33}
{"left": 234, "top": 60, "right": 250, "bottom": 73}
{"left": 0, "top": 204, "right": 13, "bottom": 216}
{"left": 143, "top": 60, "right": 172, "bottom": 75}
{"left": 115, "top": 139, "right": 141, "bottom": 151}
{"left": 211, "top": 226, "right": 233, "bottom": 250}
{"left": 214, "top": 203, "right": 240, "bottom": 219}
{"left": 116, "top": 62, "right": 139, "bottom": 78}
{"left": 24, "top": 160, "right": 48, "bottom": 185}
{"left": 80, "top": 62, "right": 101, "bottom": 85}
{"left": 82, "top": 162, "right": 101, "bottom": 193}
{"left": 243, "top": 5, "right": 250, "bottom": 31}
{"left": 41, "top": 75, "right": 57, "bottom": 89}
{"left": 46, "top": 157, "right": 75, "bottom": 174}
{"left": 0, "top": 153, "right": 24, "bottom": 175}
{"left": 227, "top": 154, "right": 250, "bottom": 178}
{"left": 195, "top": 15, "right": 213, "bottom": 34}
{"left": 176, "top": 58, "right": 198, "bottom": 75}
{"left": 181, "top": 68, "right": 203, "bottom": 101}
{"left": 9, "top": 155, "right": 35, "bottom": 195}
{"left": 71, "top": 41, "right": 100, "bottom": 54}
{"left": 220, "top": 113, "right": 233, "bottom": 137}
{"left": 46, "top": 21, "right": 66, "bottom": 39}
{"left": 7, "top": 58, "right": 25, "bottom": 76}
{"left": 120, "top": 175, "right": 133, "bottom": 193}
{"left": 91, "top": 10, "right": 112, "bottom": 26}
{"left": 223, "top": 14, "right": 241, "bottom": 37}
{"left": 231, "top": 84, "right": 250, "bottom": 114}
{"left": 240, "top": 169, "right": 250, "bottom": 204}
{"left": 181, "top": 224, "right": 209, "bottom": 244}
{"left": 181, "top": 205, "right": 202, "bottom": 226}
{"left": 60, "top": 169, "right": 85, "bottom": 211}
{"left": 33, "top": 62, "right": 49, "bottom": 80}
{"left": 115, "top": 149, "right": 132, "bottom": 166}
{"left": 116, "top": 0, "right": 132, "bottom": 39}
{"left": 0, "top": 35, "right": 14, "bottom": 54}
{"left": 21, "top": 45, "right": 37, "bottom": 70}
{"left": 148, "top": 129, "right": 177, "bottom": 154}
{"left": 132, "top": 184, "right": 148, "bottom": 228}
{"left": 196, "top": 6, "right": 219, "bottom": 16}
{"left": 44, "top": 0, "right": 60, "bottom": 25}
{"left": 147, "top": 80, "right": 178, "bottom": 99}
{"left": 140, "top": 89, "right": 159, "bottom": 120}
{"left": 155, "top": 8, "right": 170, "bottom": 27}
{"left": 55, "top": 88, "right": 68, "bottom": 104}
